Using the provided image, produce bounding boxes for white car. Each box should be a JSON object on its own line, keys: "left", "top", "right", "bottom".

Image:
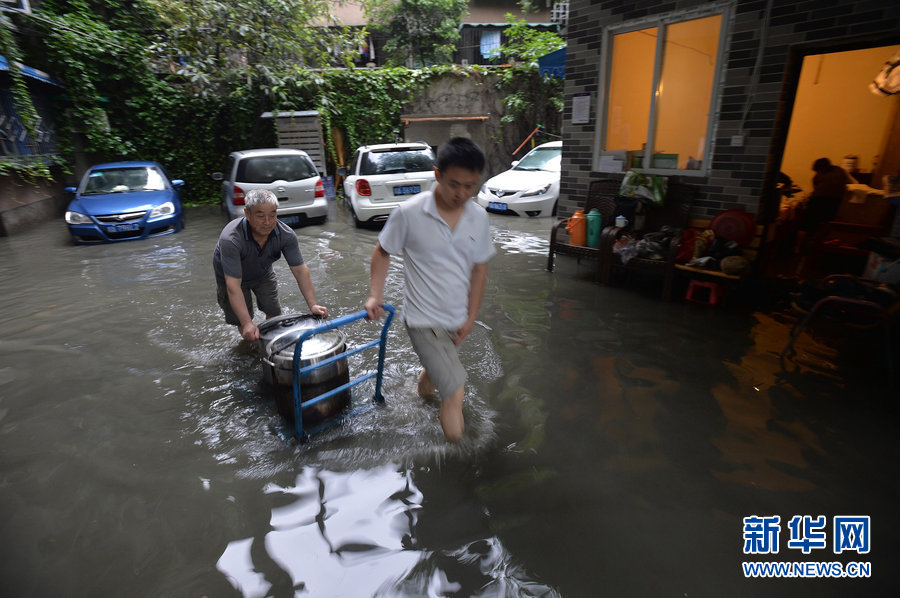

{"left": 213, "top": 148, "right": 327, "bottom": 226}
{"left": 338, "top": 142, "right": 436, "bottom": 227}
{"left": 477, "top": 140, "right": 562, "bottom": 217}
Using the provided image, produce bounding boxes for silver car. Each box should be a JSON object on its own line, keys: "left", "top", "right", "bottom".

{"left": 213, "top": 148, "right": 327, "bottom": 225}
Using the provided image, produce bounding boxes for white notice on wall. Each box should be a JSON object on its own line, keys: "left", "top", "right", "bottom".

{"left": 572, "top": 93, "right": 590, "bottom": 125}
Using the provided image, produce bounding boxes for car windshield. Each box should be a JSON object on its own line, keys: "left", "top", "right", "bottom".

{"left": 236, "top": 155, "right": 318, "bottom": 183}
{"left": 82, "top": 166, "right": 167, "bottom": 194}
{"left": 360, "top": 148, "right": 435, "bottom": 176}
{"left": 514, "top": 147, "right": 562, "bottom": 172}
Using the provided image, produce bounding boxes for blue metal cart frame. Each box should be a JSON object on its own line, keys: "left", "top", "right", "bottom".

{"left": 289, "top": 305, "right": 395, "bottom": 441}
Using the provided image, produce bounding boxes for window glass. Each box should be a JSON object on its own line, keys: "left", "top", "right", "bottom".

{"left": 599, "top": 10, "right": 725, "bottom": 174}
{"left": 224, "top": 156, "right": 235, "bottom": 180}
{"left": 515, "top": 146, "right": 562, "bottom": 172}
{"left": 605, "top": 27, "right": 657, "bottom": 156}
{"left": 360, "top": 148, "right": 435, "bottom": 176}
{"left": 83, "top": 166, "right": 167, "bottom": 193}
{"left": 653, "top": 14, "right": 722, "bottom": 170}
{"left": 236, "top": 155, "right": 318, "bottom": 183}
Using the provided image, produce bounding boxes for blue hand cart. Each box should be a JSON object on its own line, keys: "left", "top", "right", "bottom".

{"left": 288, "top": 305, "right": 395, "bottom": 442}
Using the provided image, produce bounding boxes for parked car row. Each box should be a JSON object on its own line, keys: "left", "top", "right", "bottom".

{"left": 63, "top": 141, "right": 563, "bottom": 244}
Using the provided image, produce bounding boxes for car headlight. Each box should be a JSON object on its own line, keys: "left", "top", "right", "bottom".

{"left": 149, "top": 202, "right": 175, "bottom": 218}
{"left": 521, "top": 184, "right": 551, "bottom": 198}
{"left": 65, "top": 211, "right": 91, "bottom": 225}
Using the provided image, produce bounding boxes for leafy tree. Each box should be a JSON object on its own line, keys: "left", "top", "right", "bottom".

{"left": 148, "top": 0, "right": 365, "bottom": 100}
{"left": 500, "top": 13, "right": 565, "bottom": 64}
{"left": 24, "top": 1, "right": 163, "bottom": 159}
{"left": 367, "top": 0, "right": 468, "bottom": 67}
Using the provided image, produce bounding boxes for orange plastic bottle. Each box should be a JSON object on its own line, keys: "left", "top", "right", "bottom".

{"left": 566, "top": 209, "right": 587, "bottom": 246}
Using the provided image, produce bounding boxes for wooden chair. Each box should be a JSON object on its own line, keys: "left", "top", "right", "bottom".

{"left": 598, "top": 181, "right": 699, "bottom": 300}
{"left": 809, "top": 189, "right": 896, "bottom": 276}
{"left": 671, "top": 209, "right": 764, "bottom": 303}
{"left": 780, "top": 274, "right": 899, "bottom": 390}
{"left": 547, "top": 179, "right": 620, "bottom": 273}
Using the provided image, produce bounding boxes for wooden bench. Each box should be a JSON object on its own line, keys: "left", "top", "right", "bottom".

{"left": 547, "top": 179, "right": 620, "bottom": 273}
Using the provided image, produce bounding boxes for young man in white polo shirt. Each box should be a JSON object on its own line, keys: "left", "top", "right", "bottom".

{"left": 364, "top": 137, "right": 495, "bottom": 442}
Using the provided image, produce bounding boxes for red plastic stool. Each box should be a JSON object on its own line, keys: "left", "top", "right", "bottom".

{"left": 685, "top": 280, "right": 723, "bottom": 305}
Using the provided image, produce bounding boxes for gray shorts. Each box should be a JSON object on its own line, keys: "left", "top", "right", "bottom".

{"left": 406, "top": 325, "right": 467, "bottom": 398}
{"left": 216, "top": 271, "right": 281, "bottom": 326}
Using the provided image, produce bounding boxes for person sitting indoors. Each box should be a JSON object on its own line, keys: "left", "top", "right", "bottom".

{"left": 799, "top": 157, "right": 856, "bottom": 234}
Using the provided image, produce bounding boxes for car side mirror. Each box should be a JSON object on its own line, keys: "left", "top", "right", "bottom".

{"left": 171, "top": 179, "right": 185, "bottom": 188}
{"left": 511, "top": 160, "right": 520, "bottom": 168}
{"left": 211, "top": 172, "right": 223, "bottom": 181}
{"left": 64, "top": 186, "right": 76, "bottom": 194}
{"left": 336, "top": 166, "right": 349, "bottom": 177}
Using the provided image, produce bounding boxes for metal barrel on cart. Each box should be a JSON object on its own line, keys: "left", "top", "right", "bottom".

{"left": 260, "top": 305, "right": 395, "bottom": 442}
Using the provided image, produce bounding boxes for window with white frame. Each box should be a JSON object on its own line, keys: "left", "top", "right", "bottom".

{"left": 594, "top": 5, "right": 731, "bottom": 176}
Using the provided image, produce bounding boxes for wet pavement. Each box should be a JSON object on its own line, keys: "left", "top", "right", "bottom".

{"left": 0, "top": 198, "right": 897, "bottom": 597}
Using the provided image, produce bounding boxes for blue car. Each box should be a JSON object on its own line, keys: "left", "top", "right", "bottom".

{"left": 64, "top": 161, "right": 185, "bottom": 244}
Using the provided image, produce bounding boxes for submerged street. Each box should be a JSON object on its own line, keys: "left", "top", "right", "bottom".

{"left": 0, "top": 198, "right": 897, "bottom": 597}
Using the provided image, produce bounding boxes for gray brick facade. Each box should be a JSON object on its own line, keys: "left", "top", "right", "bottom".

{"left": 560, "top": 0, "right": 900, "bottom": 224}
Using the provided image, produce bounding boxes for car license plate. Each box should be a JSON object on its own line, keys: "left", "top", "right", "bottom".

{"left": 106, "top": 223, "right": 139, "bottom": 233}
{"left": 280, "top": 215, "right": 301, "bottom": 225}
{"left": 393, "top": 185, "right": 420, "bottom": 196}
{"left": 488, "top": 202, "right": 507, "bottom": 211}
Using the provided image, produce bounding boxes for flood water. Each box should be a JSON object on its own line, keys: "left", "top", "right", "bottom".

{"left": 1, "top": 199, "right": 897, "bottom": 597}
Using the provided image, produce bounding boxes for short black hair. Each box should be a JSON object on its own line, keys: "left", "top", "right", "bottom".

{"left": 436, "top": 137, "right": 485, "bottom": 174}
{"left": 812, "top": 157, "right": 832, "bottom": 172}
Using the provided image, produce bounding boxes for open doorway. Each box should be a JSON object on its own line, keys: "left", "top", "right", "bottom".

{"left": 770, "top": 44, "right": 900, "bottom": 278}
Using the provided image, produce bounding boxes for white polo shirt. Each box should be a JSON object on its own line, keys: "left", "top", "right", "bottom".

{"left": 378, "top": 189, "right": 495, "bottom": 329}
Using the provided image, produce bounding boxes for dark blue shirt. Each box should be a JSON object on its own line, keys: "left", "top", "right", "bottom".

{"left": 213, "top": 218, "right": 304, "bottom": 288}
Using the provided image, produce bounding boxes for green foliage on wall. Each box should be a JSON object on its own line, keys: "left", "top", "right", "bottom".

{"left": 2, "top": 1, "right": 563, "bottom": 203}
{"left": 0, "top": 14, "right": 54, "bottom": 181}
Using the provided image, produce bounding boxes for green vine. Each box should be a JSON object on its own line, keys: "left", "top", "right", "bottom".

{"left": 0, "top": 15, "right": 54, "bottom": 181}
{"left": 3, "top": 2, "right": 563, "bottom": 204}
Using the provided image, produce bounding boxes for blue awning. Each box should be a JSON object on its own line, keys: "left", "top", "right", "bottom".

{"left": 538, "top": 48, "right": 566, "bottom": 79}
{"left": 0, "top": 55, "right": 64, "bottom": 87}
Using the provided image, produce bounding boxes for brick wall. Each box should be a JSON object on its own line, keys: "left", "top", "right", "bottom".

{"left": 561, "top": 0, "right": 900, "bottom": 221}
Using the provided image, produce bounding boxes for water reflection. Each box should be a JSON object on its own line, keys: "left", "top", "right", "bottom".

{"left": 217, "top": 465, "right": 559, "bottom": 597}
{"left": 489, "top": 221, "right": 548, "bottom": 256}
{"left": 1, "top": 203, "right": 897, "bottom": 597}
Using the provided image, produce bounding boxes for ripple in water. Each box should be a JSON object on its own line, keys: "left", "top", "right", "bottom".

{"left": 490, "top": 224, "right": 548, "bottom": 255}
{"left": 150, "top": 309, "right": 501, "bottom": 476}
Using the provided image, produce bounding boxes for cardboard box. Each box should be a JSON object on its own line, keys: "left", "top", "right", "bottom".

{"left": 651, "top": 153, "right": 678, "bottom": 168}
